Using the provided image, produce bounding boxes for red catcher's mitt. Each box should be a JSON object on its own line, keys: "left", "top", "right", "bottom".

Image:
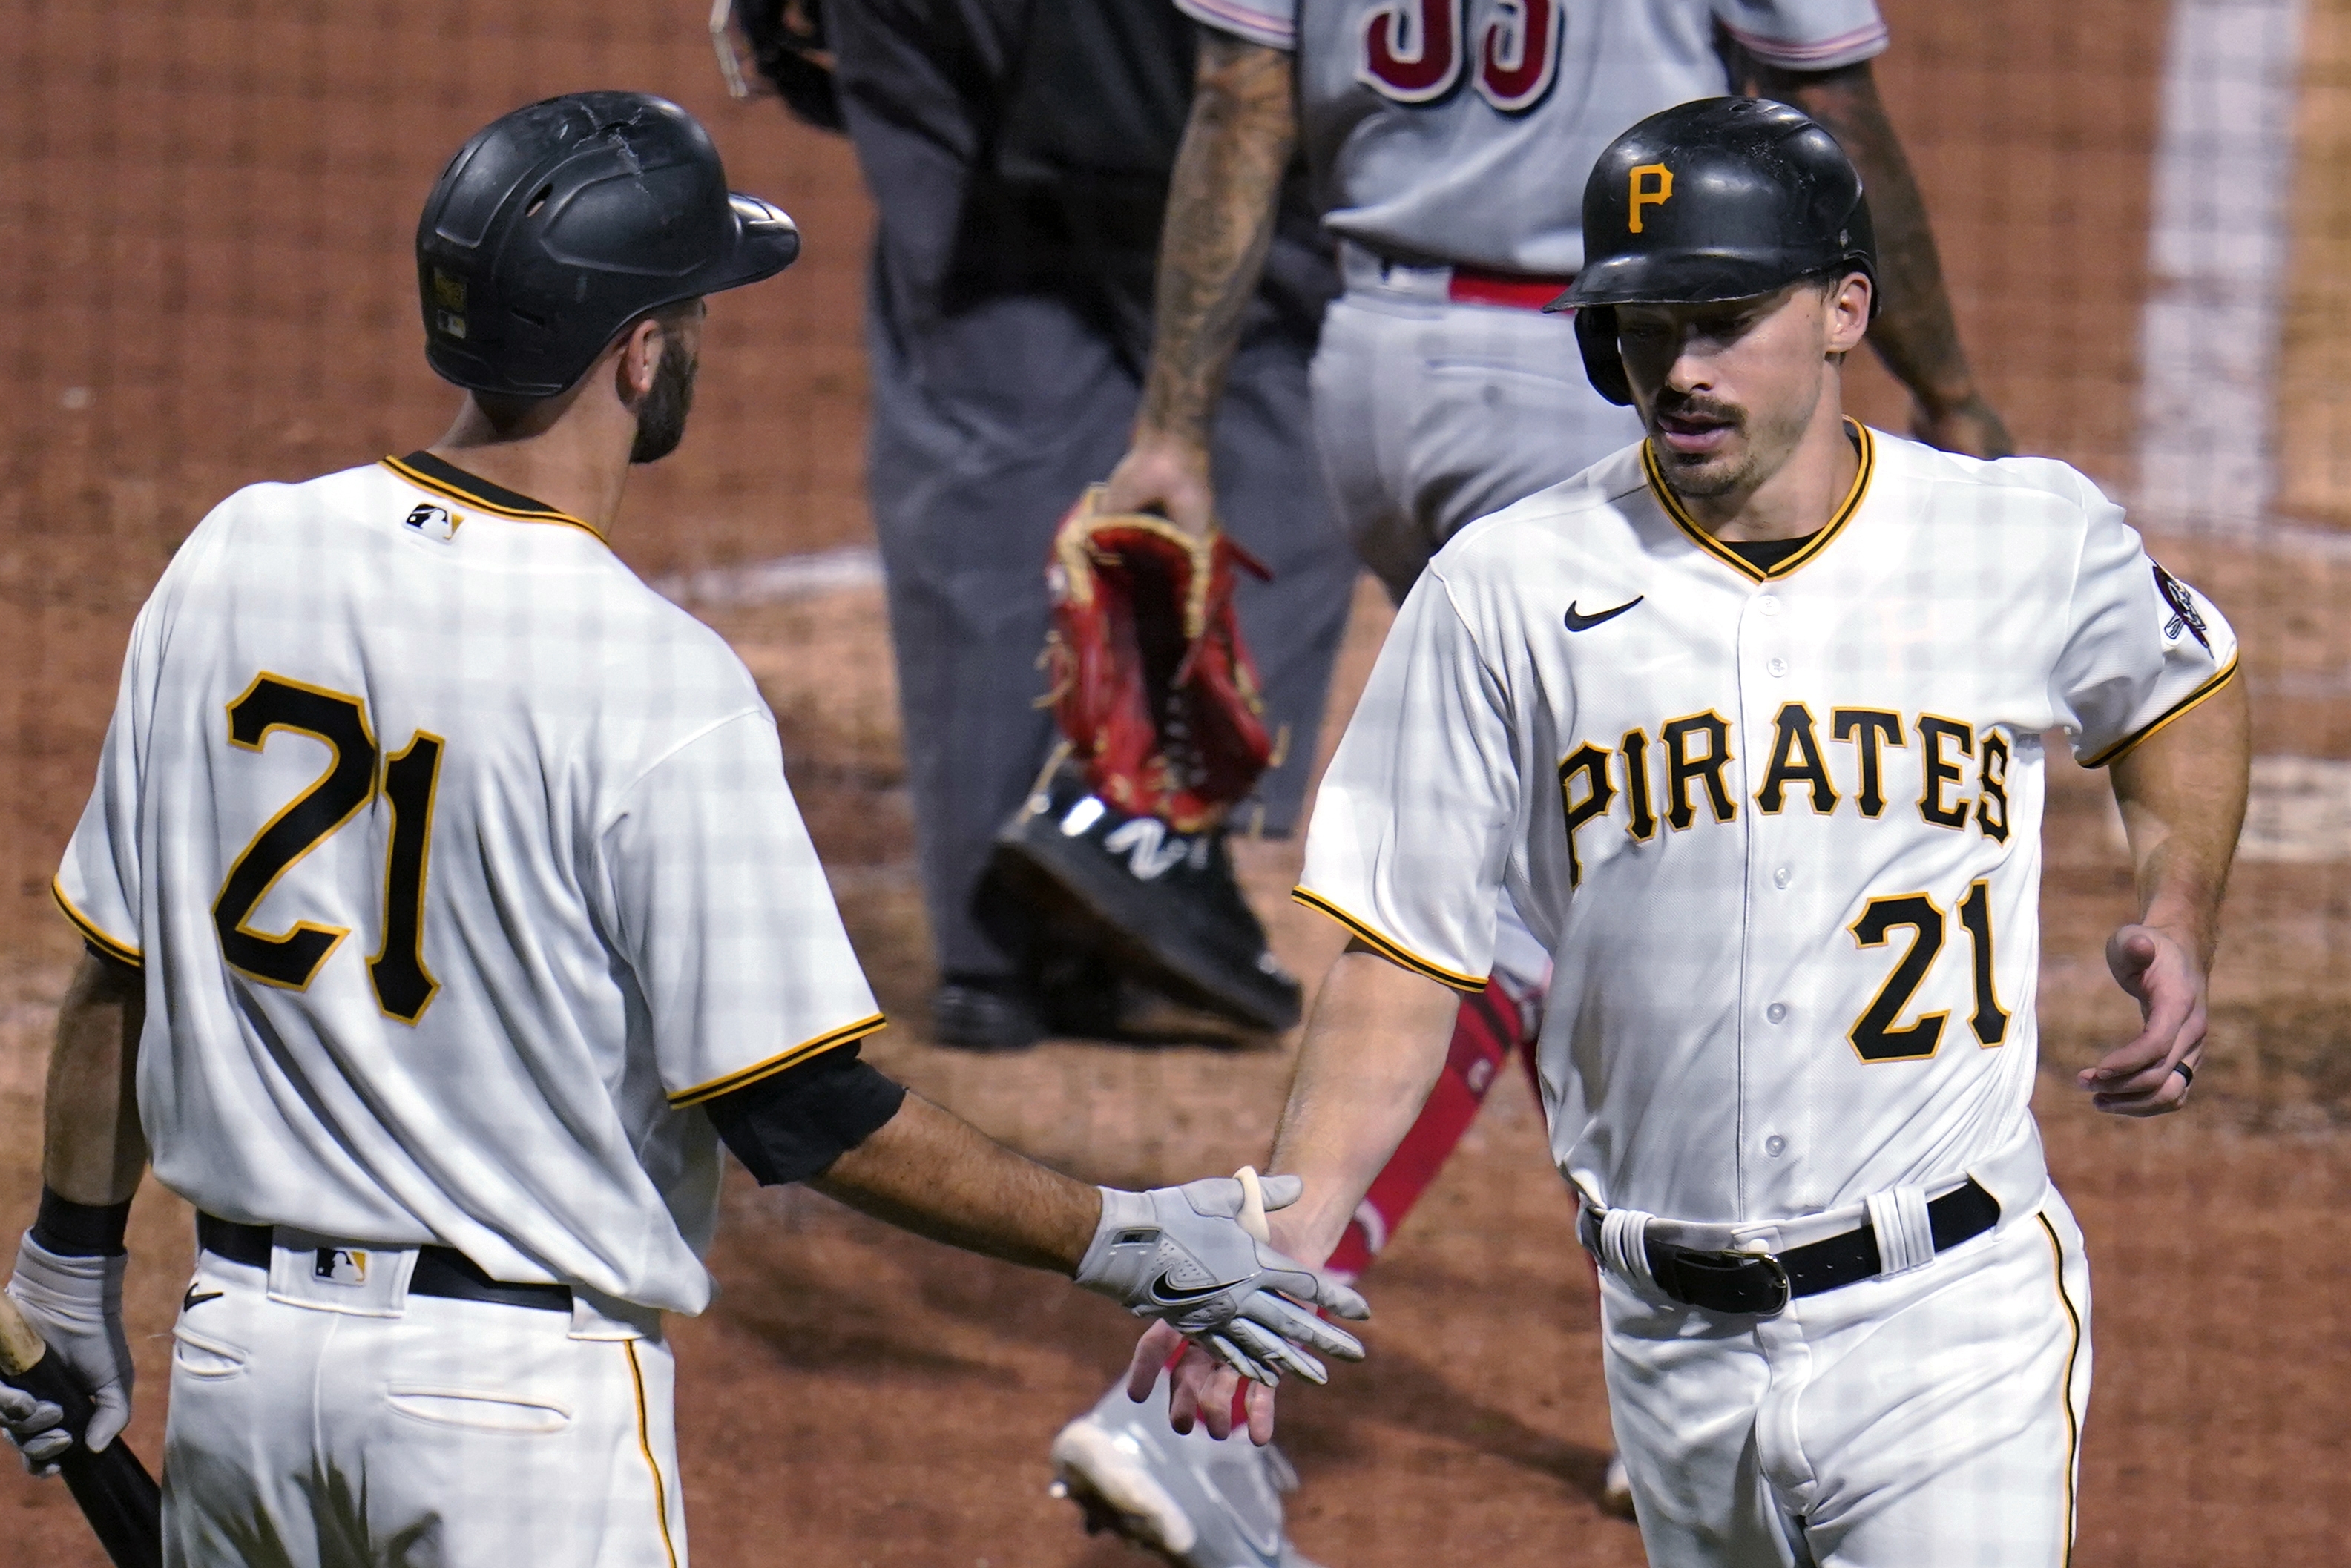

{"left": 1044, "top": 486, "right": 1280, "bottom": 834}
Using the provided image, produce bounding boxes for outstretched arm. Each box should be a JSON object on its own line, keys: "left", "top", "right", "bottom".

{"left": 1133, "top": 941, "right": 1459, "bottom": 1440}
{"left": 1099, "top": 33, "right": 1298, "bottom": 536}
{"left": 2085, "top": 676, "right": 2250, "bottom": 1114}
{"left": 811, "top": 1090, "right": 1102, "bottom": 1271}
{"left": 1743, "top": 57, "right": 2013, "bottom": 459}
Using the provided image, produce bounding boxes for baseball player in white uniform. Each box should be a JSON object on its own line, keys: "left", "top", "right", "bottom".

{"left": 1142, "top": 99, "right": 2249, "bottom": 1566}
{"left": 0, "top": 93, "right": 1372, "bottom": 1567}
{"left": 1056, "top": 1, "right": 2015, "bottom": 1560}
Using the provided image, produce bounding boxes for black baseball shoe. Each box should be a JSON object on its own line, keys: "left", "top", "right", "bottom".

{"left": 983, "top": 763, "right": 1301, "bottom": 1032}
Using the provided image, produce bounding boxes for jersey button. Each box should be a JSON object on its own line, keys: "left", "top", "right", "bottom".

{"left": 1772, "top": 865, "right": 1792, "bottom": 889}
{"left": 1765, "top": 1135, "right": 1788, "bottom": 1158}
{"left": 1766, "top": 656, "right": 1789, "bottom": 678}
{"left": 1766, "top": 1002, "right": 1789, "bottom": 1024}
{"left": 1756, "top": 595, "right": 1781, "bottom": 616}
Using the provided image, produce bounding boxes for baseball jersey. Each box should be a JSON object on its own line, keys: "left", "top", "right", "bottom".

{"left": 1298, "top": 427, "right": 2237, "bottom": 1224}
{"left": 1174, "top": 0, "right": 1887, "bottom": 274}
{"left": 53, "top": 455, "right": 883, "bottom": 1315}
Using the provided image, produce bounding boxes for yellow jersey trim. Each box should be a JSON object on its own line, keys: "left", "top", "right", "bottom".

{"left": 2077, "top": 654, "right": 2240, "bottom": 770}
{"left": 53, "top": 877, "right": 141, "bottom": 967}
{"left": 624, "top": 1341, "right": 683, "bottom": 1568}
{"left": 2038, "top": 1213, "right": 2085, "bottom": 1565}
{"left": 1291, "top": 887, "right": 1487, "bottom": 993}
{"left": 666, "top": 1013, "right": 888, "bottom": 1108}
{"left": 380, "top": 454, "right": 605, "bottom": 541}
{"left": 1643, "top": 419, "right": 1876, "bottom": 584}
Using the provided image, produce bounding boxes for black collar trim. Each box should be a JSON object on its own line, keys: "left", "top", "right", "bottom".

{"left": 1644, "top": 420, "right": 1875, "bottom": 584}
{"left": 382, "top": 452, "right": 600, "bottom": 537}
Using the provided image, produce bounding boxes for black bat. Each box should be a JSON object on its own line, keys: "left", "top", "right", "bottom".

{"left": 0, "top": 1289, "right": 162, "bottom": 1568}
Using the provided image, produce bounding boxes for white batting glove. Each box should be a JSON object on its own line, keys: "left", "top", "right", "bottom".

{"left": 7, "top": 1232, "right": 134, "bottom": 1457}
{"left": 1075, "top": 1173, "right": 1368, "bottom": 1386}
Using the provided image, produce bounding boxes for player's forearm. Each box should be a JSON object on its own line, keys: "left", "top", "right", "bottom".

{"left": 1132, "top": 33, "right": 1297, "bottom": 452}
{"left": 40, "top": 955, "right": 148, "bottom": 1208}
{"left": 1265, "top": 945, "right": 1461, "bottom": 1265}
{"left": 1760, "top": 62, "right": 2003, "bottom": 444}
{"left": 810, "top": 1091, "right": 1102, "bottom": 1274}
{"left": 2109, "top": 674, "right": 2252, "bottom": 968}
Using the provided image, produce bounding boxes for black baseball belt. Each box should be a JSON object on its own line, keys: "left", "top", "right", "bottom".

{"left": 1585, "top": 1178, "right": 2002, "bottom": 1317}
{"left": 197, "top": 1213, "right": 573, "bottom": 1314}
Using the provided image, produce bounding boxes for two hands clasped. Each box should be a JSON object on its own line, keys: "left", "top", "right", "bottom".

{"left": 1073, "top": 1170, "right": 1368, "bottom": 1449}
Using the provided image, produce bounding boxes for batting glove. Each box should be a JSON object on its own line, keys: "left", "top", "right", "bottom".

{"left": 6, "top": 1232, "right": 134, "bottom": 1459}
{"left": 1075, "top": 1173, "right": 1368, "bottom": 1386}
{"left": 0, "top": 1378, "right": 70, "bottom": 1477}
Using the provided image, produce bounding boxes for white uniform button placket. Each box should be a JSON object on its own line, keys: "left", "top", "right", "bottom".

{"left": 1772, "top": 865, "right": 1792, "bottom": 889}
{"left": 1765, "top": 1135, "right": 1788, "bottom": 1158}
{"left": 1766, "top": 656, "right": 1789, "bottom": 678}
{"left": 1756, "top": 594, "right": 1782, "bottom": 616}
{"left": 1766, "top": 1002, "right": 1789, "bottom": 1024}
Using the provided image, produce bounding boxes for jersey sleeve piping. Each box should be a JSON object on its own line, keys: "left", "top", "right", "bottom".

{"left": 52, "top": 877, "right": 140, "bottom": 968}
{"left": 2077, "top": 653, "right": 2240, "bottom": 770}
{"left": 1718, "top": 19, "right": 1890, "bottom": 70}
{"left": 1171, "top": 0, "right": 1296, "bottom": 50}
{"left": 667, "top": 1012, "right": 888, "bottom": 1108}
{"left": 1291, "top": 887, "right": 1487, "bottom": 993}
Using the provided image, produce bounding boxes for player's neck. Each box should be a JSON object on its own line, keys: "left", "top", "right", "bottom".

{"left": 1673, "top": 392, "right": 1859, "bottom": 544}
{"left": 427, "top": 395, "right": 635, "bottom": 536}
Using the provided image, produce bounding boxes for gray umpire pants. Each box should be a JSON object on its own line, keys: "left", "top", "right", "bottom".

{"left": 831, "top": 0, "right": 1359, "bottom": 984}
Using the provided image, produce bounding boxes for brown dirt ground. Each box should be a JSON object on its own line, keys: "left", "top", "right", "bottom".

{"left": 4, "top": 2, "right": 2348, "bottom": 1565}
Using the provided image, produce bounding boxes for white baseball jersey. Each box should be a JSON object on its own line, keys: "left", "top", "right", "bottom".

{"left": 54, "top": 454, "right": 882, "bottom": 1315}
{"left": 1175, "top": 0, "right": 1888, "bottom": 274}
{"left": 1298, "top": 427, "right": 2238, "bottom": 1224}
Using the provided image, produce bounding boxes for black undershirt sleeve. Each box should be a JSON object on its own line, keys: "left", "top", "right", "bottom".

{"left": 703, "top": 1042, "right": 909, "bottom": 1187}
{"left": 33, "top": 1187, "right": 132, "bottom": 1257}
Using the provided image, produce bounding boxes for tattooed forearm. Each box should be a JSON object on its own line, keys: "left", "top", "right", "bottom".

{"left": 1746, "top": 59, "right": 2010, "bottom": 452}
{"left": 1136, "top": 33, "right": 1298, "bottom": 448}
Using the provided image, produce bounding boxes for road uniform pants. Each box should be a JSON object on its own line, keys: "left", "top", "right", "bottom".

{"left": 162, "top": 1243, "right": 685, "bottom": 1568}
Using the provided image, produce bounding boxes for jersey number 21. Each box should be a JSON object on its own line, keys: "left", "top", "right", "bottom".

{"left": 211, "top": 673, "right": 443, "bottom": 1023}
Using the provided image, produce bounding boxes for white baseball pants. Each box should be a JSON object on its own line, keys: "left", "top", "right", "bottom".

{"left": 162, "top": 1247, "right": 687, "bottom": 1568}
{"left": 1600, "top": 1190, "right": 2093, "bottom": 1568}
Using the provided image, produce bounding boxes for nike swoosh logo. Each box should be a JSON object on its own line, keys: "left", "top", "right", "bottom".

{"left": 182, "top": 1286, "right": 223, "bottom": 1312}
{"left": 1147, "top": 1271, "right": 1237, "bottom": 1306}
{"left": 1564, "top": 596, "right": 1643, "bottom": 632}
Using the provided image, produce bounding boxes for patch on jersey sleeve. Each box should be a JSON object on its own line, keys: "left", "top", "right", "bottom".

{"left": 404, "top": 503, "right": 462, "bottom": 542}
{"left": 2152, "top": 561, "right": 2211, "bottom": 651}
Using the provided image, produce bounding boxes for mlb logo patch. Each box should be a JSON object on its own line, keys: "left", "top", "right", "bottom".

{"left": 314, "top": 1248, "right": 369, "bottom": 1287}
{"left": 404, "top": 504, "right": 461, "bottom": 542}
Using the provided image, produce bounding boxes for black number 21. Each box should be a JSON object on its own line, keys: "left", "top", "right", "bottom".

{"left": 212, "top": 674, "right": 444, "bottom": 1022}
{"left": 1845, "top": 880, "right": 2009, "bottom": 1062}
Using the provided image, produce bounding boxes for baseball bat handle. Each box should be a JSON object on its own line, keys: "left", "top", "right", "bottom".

{"left": 0, "top": 1311, "right": 163, "bottom": 1568}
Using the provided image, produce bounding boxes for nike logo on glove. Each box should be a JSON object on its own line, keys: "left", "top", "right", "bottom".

{"left": 1565, "top": 596, "right": 1643, "bottom": 632}
{"left": 1147, "top": 1271, "right": 1239, "bottom": 1306}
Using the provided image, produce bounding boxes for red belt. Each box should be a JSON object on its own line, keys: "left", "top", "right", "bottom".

{"left": 1447, "top": 266, "right": 1576, "bottom": 312}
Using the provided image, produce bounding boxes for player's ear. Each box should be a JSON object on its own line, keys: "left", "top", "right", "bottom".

{"left": 1824, "top": 273, "right": 1872, "bottom": 355}
{"left": 614, "top": 315, "right": 666, "bottom": 406}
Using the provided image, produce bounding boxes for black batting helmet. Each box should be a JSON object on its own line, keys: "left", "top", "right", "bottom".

{"left": 1548, "top": 98, "right": 1877, "bottom": 406}
{"left": 417, "top": 91, "right": 800, "bottom": 398}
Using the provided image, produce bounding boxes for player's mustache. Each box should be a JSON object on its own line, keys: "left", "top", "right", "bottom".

{"left": 1652, "top": 393, "right": 1743, "bottom": 429}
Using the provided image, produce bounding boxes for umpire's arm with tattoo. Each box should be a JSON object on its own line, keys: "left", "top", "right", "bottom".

{"left": 43, "top": 955, "right": 148, "bottom": 1208}
{"left": 2082, "top": 673, "right": 2250, "bottom": 1116}
{"left": 1741, "top": 56, "right": 2014, "bottom": 460}
{"left": 1099, "top": 33, "right": 1298, "bottom": 537}
{"left": 811, "top": 1093, "right": 1102, "bottom": 1272}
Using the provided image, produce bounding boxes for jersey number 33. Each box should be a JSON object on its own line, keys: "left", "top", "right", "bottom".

{"left": 213, "top": 673, "right": 444, "bottom": 1023}
{"left": 1361, "top": 0, "right": 1562, "bottom": 112}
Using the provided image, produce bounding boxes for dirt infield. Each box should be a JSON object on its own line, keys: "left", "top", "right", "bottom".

{"left": 3, "top": 0, "right": 2349, "bottom": 1564}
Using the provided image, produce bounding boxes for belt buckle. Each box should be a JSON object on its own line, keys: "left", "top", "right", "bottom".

{"left": 1675, "top": 1245, "right": 1792, "bottom": 1317}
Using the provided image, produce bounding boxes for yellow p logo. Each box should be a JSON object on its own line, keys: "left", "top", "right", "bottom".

{"left": 1628, "top": 163, "right": 1674, "bottom": 234}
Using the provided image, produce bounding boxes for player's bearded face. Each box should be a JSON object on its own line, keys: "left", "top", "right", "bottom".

{"left": 628, "top": 328, "right": 700, "bottom": 465}
{"left": 1618, "top": 284, "right": 1838, "bottom": 501}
